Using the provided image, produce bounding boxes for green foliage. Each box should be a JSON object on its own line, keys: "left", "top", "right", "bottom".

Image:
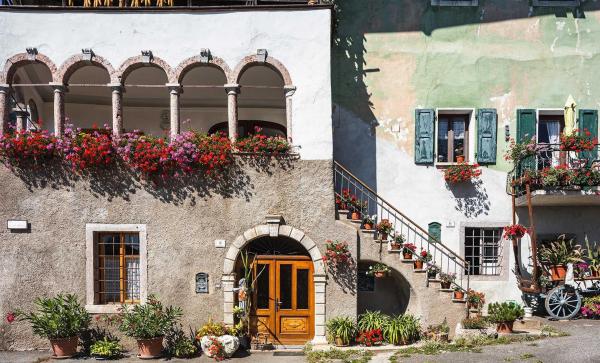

{"left": 487, "top": 302, "right": 524, "bottom": 324}
{"left": 90, "top": 337, "right": 122, "bottom": 359}
{"left": 585, "top": 237, "right": 600, "bottom": 273}
{"left": 538, "top": 236, "right": 583, "bottom": 266}
{"left": 326, "top": 316, "right": 356, "bottom": 345}
{"left": 196, "top": 319, "right": 229, "bottom": 337}
{"left": 14, "top": 294, "right": 91, "bottom": 339}
{"left": 165, "top": 325, "right": 198, "bottom": 358}
{"left": 305, "top": 348, "right": 373, "bottom": 363}
{"left": 382, "top": 314, "right": 421, "bottom": 345}
{"left": 461, "top": 316, "right": 490, "bottom": 329}
{"left": 117, "top": 295, "right": 182, "bottom": 339}
{"left": 357, "top": 310, "right": 389, "bottom": 332}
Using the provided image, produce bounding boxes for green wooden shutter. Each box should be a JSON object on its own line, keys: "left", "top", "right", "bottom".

{"left": 415, "top": 109, "right": 435, "bottom": 165}
{"left": 516, "top": 109, "right": 537, "bottom": 174}
{"left": 579, "top": 109, "right": 598, "bottom": 162}
{"left": 476, "top": 108, "right": 497, "bottom": 164}
{"left": 428, "top": 222, "right": 441, "bottom": 244}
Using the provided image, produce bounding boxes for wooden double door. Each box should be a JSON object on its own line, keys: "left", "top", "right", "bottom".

{"left": 251, "top": 255, "right": 314, "bottom": 345}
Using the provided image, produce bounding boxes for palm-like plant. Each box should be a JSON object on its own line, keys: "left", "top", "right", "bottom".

{"left": 585, "top": 237, "right": 600, "bottom": 275}
{"left": 325, "top": 316, "right": 356, "bottom": 346}
{"left": 539, "top": 235, "right": 584, "bottom": 266}
{"left": 382, "top": 314, "right": 421, "bottom": 345}
{"left": 357, "top": 310, "right": 389, "bottom": 332}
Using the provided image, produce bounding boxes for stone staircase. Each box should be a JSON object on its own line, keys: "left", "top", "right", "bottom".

{"left": 336, "top": 210, "right": 467, "bottom": 335}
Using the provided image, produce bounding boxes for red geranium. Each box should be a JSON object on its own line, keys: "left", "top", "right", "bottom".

{"left": 6, "top": 312, "right": 15, "bottom": 324}
{"left": 444, "top": 163, "right": 482, "bottom": 184}
{"left": 503, "top": 224, "right": 527, "bottom": 239}
{"left": 0, "top": 129, "right": 58, "bottom": 166}
{"left": 322, "top": 240, "right": 354, "bottom": 269}
{"left": 59, "top": 125, "right": 114, "bottom": 171}
{"left": 560, "top": 129, "right": 597, "bottom": 151}
{"left": 356, "top": 329, "right": 383, "bottom": 346}
{"left": 235, "top": 127, "right": 291, "bottom": 154}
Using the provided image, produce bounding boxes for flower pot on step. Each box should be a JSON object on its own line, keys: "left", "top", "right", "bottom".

{"left": 380, "top": 233, "right": 388, "bottom": 241}
{"left": 550, "top": 265, "right": 567, "bottom": 281}
{"left": 351, "top": 212, "right": 361, "bottom": 220}
{"left": 496, "top": 321, "right": 514, "bottom": 334}
{"left": 453, "top": 290, "right": 464, "bottom": 300}
{"left": 414, "top": 260, "right": 423, "bottom": 270}
{"left": 363, "top": 223, "right": 373, "bottom": 230}
{"left": 50, "top": 336, "right": 79, "bottom": 358}
{"left": 390, "top": 242, "right": 401, "bottom": 250}
{"left": 440, "top": 281, "right": 451, "bottom": 289}
{"left": 136, "top": 336, "right": 163, "bottom": 359}
{"left": 427, "top": 270, "right": 437, "bottom": 279}
{"left": 403, "top": 252, "right": 413, "bottom": 260}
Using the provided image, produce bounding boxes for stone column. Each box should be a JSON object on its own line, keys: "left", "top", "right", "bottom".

{"left": 50, "top": 83, "right": 66, "bottom": 136}
{"left": 312, "top": 273, "right": 328, "bottom": 345}
{"left": 12, "top": 106, "right": 29, "bottom": 133}
{"left": 222, "top": 274, "right": 236, "bottom": 325}
{"left": 284, "top": 85, "right": 296, "bottom": 143}
{"left": 224, "top": 84, "right": 240, "bottom": 142}
{"left": 110, "top": 83, "right": 123, "bottom": 137}
{"left": 167, "top": 83, "right": 182, "bottom": 140}
{"left": 0, "top": 84, "right": 9, "bottom": 134}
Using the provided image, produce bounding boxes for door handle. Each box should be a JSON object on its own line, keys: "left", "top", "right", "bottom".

{"left": 275, "top": 298, "right": 282, "bottom": 312}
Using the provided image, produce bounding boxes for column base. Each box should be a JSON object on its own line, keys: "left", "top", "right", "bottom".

{"left": 311, "top": 335, "right": 328, "bottom": 345}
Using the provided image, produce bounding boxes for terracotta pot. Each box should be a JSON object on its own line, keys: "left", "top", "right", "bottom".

{"left": 137, "top": 336, "right": 163, "bottom": 358}
{"left": 592, "top": 269, "right": 600, "bottom": 278}
{"left": 496, "top": 321, "right": 514, "bottom": 334}
{"left": 339, "top": 203, "right": 347, "bottom": 210}
{"left": 380, "top": 232, "right": 388, "bottom": 241}
{"left": 453, "top": 290, "right": 465, "bottom": 300}
{"left": 403, "top": 252, "right": 413, "bottom": 260}
{"left": 427, "top": 271, "right": 437, "bottom": 279}
{"left": 334, "top": 337, "right": 349, "bottom": 347}
{"left": 351, "top": 212, "right": 361, "bottom": 221}
{"left": 374, "top": 271, "right": 386, "bottom": 278}
{"left": 440, "top": 281, "right": 451, "bottom": 289}
{"left": 550, "top": 265, "right": 567, "bottom": 281}
{"left": 363, "top": 223, "right": 373, "bottom": 230}
{"left": 414, "top": 260, "right": 423, "bottom": 270}
{"left": 50, "top": 336, "right": 78, "bottom": 358}
{"left": 456, "top": 155, "right": 465, "bottom": 163}
{"left": 390, "top": 242, "right": 402, "bottom": 250}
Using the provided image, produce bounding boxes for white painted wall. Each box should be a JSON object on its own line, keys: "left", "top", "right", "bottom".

{"left": 0, "top": 8, "right": 332, "bottom": 160}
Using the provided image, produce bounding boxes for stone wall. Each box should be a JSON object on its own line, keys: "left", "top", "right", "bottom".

{"left": 0, "top": 158, "right": 357, "bottom": 349}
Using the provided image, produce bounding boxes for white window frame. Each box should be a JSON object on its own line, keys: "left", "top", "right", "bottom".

{"left": 434, "top": 108, "right": 476, "bottom": 166}
{"left": 432, "top": 0, "right": 478, "bottom": 6}
{"left": 459, "top": 221, "right": 510, "bottom": 281}
{"left": 532, "top": 0, "right": 580, "bottom": 7}
{"left": 85, "top": 223, "right": 148, "bottom": 314}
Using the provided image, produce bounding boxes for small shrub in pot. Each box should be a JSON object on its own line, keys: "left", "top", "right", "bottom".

{"left": 488, "top": 301, "right": 524, "bottom": 334}
{"left": 90, "top": 337, "right": 122, "bottom": 360}
{"left": 326, "top": 316, "right": 356, "bottom": 346}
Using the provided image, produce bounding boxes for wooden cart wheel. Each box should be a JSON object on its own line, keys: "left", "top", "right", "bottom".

{"left": 545, "top": 285, "right": 581, "bottom": 320}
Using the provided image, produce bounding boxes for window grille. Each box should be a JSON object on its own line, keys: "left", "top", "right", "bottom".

{"left": 95, "top": 232, "right": 140, "bottom": 304}
{"left": 464, "top": 227, "right": 502, "bottom": 276}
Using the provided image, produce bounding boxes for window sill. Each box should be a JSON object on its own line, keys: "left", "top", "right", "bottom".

{"left": 86, "top": 304, "right": 128, "bottom": 314}
{"left": 435, "top": 162, "right": 470, "bottom": 168}
{"left": 531, "top": 0, "right": 580, "bottom": 7}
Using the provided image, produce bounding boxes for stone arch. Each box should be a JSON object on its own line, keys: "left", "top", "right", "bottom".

{"left": 231, "top": 54, "right": 293, "bottom": 86}
{"left": 357, "top": 259, "right": 412, "bottom": 316}
{"left": 114, "top": 55, "right": 174, "bottom": 84}
{"left": 55, "top": 53, "right": 115, "bottom": 85}
{"left": 222, "top": 223, "right": 326, "bottom": 344}
{"left": 2, "top": 52, "right": 58, "bottom": 85}
{"left": 174, "top": 55, "right": 232, "bottom": 84}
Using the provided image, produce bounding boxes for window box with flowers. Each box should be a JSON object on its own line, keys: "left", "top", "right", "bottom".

{"left": 503, "top": 224, "right": 527, "bottom": 240}
{"left": 0, "top": 129, "right": 59, "bottom": 167}
{"left": 402, "top": 243, "right": 417, "bottom": 260}
{"left": 366, "top": 263, "right": 391, "bottom": 278}
{"left": 443, "top": 162, "right": 482, "bottom": 184}
{"left": 376, "top": 219, "right": 393, "bottom": 240}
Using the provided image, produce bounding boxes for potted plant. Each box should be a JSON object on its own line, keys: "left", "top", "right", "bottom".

{"left": 585, "top": 237, "right": 600, "bottom": 277}
{"left": 466, "top": 289, "right": 485, "bottom": 312}
{"left": 350, "top": 199, "right": 367, "bottom": 221}
{"left": 443, "top": 162, "right": 482, "bottom": 184}
{"left": 165, "top": 325, "right": 198, "bottom": 359}
{"left": 117, "top": 295, "right": 182, "bottom": 359}
{"left": 390, "top": 234, "right": 404, "bottom": 250}
{"left": 439, "top": 272, "right": 456, "bottom": 289}
{"left": 402, "top": 243, "right": 416, "bottom": 260}
{"left": 414, "top": 249, "right": 431, "bottom": 270}
{"left": 538, "top": 236, "right": 583, "bottom": 281}
{"left": 357, "top": 311, "right": 388, "bottom": 347}
{"left": 455, "top": 145, "right": 465, "bottom": 163}
{"left": 362, "top": 215, "right": 376, "bottom": 230}
{"left": 503, "top": 224, "right": 527, "bottom": 240}
{"left": 425, "top": 319, "right": 449, "bottom": 342}
{"left": 322, "top": 240, "right": 354, "bottom": 269}
{"left": 197, "top": 320, "right": 240, "bottom": 359}
{"left": 453, "top": 287, "right": 465, "bottom": 300}
{"left": 560, "top": 129, "right": 596, "bottom": 151}
{"left": 426, "top": 263, "right": 439, "bottom": 279}
{"left": 382, "top": 314, "right": 421, "bottom": 345}
{"left": 7, "top": 294, "right": 91, "bottom": 359}
{"left": 376, "top": 219, "right": 393, "bottom": 240}
{"left": 90, "top": 337, "right": 122, "bottom": 360}
{"left": 488, "top": 301, "right": 524, "bottom": 334}
{"left": 326, "top": 316, "right": 356, "bottom": 347}
{"left": 367, "top": 263, "right": 391, "bottom": 278}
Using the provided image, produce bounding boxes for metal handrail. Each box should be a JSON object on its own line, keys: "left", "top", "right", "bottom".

{"left": 333, "top": 160, "right": 470, "bottom": 292}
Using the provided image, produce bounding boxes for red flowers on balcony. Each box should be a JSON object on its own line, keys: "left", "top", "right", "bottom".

{"left": 60, "top": 126, "right": 113, "bottom": 171}
{"left": 503, "top": 224, "right": 527, "bottom": 240}
{"left": 235, "top": 127, "right": 290, "bottom": 154}
{"left": 443, "top": 162, "right": 481, "bottom": 184}
{"left": 560, "top": 129, "right": 597, "bottom": 151}
{"left": 0, "top": 129, "right": 58, "bottom": 166}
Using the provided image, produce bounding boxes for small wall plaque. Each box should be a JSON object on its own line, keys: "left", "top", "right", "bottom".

{"left": 196, "top": 273, "right": 209, "bottom": 294}
{"left": 214, "top": 239, "right": 226, "bottom": 248}
{"left": 7, "top": 220, "right": 28, "bottom": 230}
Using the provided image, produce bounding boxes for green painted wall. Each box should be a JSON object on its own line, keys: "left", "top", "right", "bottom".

{"left": 332, "top": 0, "right": 600, "bottom": 172}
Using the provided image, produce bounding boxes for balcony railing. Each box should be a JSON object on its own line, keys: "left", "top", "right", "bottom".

{"left": 509, "top": 143, "right": 600, "bottom": 197}
{"left": 0, "top": 0, "right": 316, "bottom": 7}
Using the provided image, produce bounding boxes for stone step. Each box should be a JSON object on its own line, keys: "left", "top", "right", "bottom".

{"left": 360, "top": 229, "right": 376, "bottom": 234}
{"left": 452, "top": 299, "right": 467, "bottom": 303}
{"left": 439, "top": 289, "right": 453, "bottom": 293}
{"left": 413, "top": 269, "right": 426, "bottom": 273}
{"left": 401, "top": 259, "right": 414, "bottom": 263}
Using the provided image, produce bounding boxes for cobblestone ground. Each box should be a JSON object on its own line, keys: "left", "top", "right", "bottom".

{"left": 1, "top": 319, "right": 599, "bottom": 363}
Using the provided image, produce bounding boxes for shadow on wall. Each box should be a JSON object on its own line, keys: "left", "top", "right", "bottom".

{"left": 357, "top": 261, "right": 410, "bottom": 315}
{"left": 446, "top": 179, "right": 490, "bottom": 218}
{"left": 331, "top": 0, "right": 600, "bottom": 189}
{"left": 1, "top": 157, "right": 298, "bottom": 205}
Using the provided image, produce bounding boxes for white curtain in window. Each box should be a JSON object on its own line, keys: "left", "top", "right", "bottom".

{"left": 127, "top": 258, "right": 140, "bottom": 301}
{"left": 104, "top": 257, "right": 120, "bottom": 303}
{"left": 545, "top": 121, "right": 561, "bottom": 166}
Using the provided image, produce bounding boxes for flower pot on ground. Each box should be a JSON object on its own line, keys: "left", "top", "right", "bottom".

{"left": 90, "top": 337, "right": 122, "bottom": 360}
{"left": 165, "top": 325, "right": 198, "bottom": 359}
{"left": 382, "top": 314, "right": 421, "bottom": 345}
{"left": 367, "top": 263, "right": 390, "bottom": 279}
{"left": 117, "top": 295, "right": 183, "bottom": 359}
{"left": 488, "top": 301, "right": 524, "bottom": 334}
{"left": 326, "top": 316, "right": 356, "bottom": 347}
{"left": 7, "top": 294, "right": 91, "bottom": 359}
{"left": 425, "top": 319, "right": 449, "bottom": 343}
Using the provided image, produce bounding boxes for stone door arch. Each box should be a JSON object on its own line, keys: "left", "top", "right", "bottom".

{"left": 222, "top": 220, "right": 326, "bottom": 344}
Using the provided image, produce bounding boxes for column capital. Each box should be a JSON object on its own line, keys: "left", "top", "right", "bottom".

{"left": 108, "top": 83, "right": 123, "bottom": 92}
{"left": 49, "top": 82, "right": 68, "bottom": 93}
{"left": 284, "top": 85, "right": 296, "bottom": 97}
{"left": 0, "top": 84, "right": 10, "bottom": 92}
{"left": 166, "top": 83, "right": 182, "bottom": 94}
{"left": 224, "top": 83, "right": 240, "bottom": 95}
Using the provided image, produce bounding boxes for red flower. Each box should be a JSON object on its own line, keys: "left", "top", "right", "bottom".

{"left": 6, "top": 312, "right": 15, "bottom": 324}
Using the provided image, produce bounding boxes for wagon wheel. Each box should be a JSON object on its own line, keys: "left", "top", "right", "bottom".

{"left": 545, "top": 285, "right": 581, "bottom": 320}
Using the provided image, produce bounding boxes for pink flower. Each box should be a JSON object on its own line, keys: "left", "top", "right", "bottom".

{"left": 6, "top": 313, "right": 15, "bottom": 324}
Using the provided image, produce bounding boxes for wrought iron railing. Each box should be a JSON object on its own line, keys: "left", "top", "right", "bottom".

{"left": 333, "top": 161, "right": 470, "bottom": 292}
{"left": 0, "top": 0, "right": 314, "bottom": 7}
{"left": 509, "top": 143, "right": 600, "bottom": 196}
